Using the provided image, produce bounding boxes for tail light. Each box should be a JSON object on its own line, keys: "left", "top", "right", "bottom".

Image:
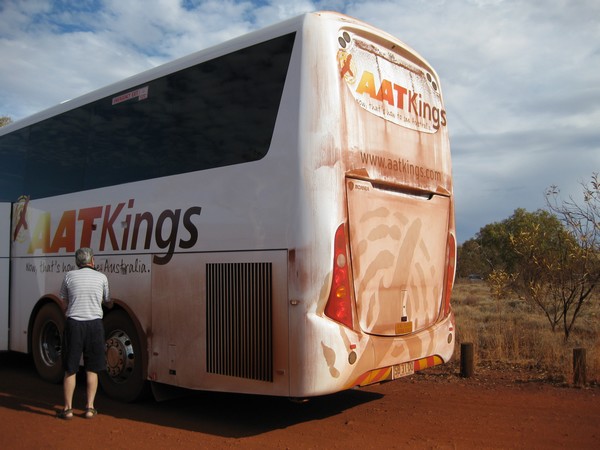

{"left": 324, "top": 223, "right": 354, "bottom": 329}
{"left": 443, "top": 232, "right": 456, "bottom": 317}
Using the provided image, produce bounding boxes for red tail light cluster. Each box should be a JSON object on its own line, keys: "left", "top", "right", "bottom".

{"left": 443, "top": 232, "right": 456, "bottom": 317}
{"left": 324, "top": 224, "right": 354, "bottom": 329}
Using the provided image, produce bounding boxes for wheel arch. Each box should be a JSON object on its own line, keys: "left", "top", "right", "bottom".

{"left": 27, "top": 295, "right": 63, "bottom": 354}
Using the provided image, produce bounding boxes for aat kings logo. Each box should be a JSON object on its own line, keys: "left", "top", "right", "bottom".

{"left": 337, "top": 31, "right": 447, "bottom": 133}
{"left": 11, "top": 197, "right": 202, "bottom": 265}
{"left": 12, "top": 195, "right": 30, "bottom": 243}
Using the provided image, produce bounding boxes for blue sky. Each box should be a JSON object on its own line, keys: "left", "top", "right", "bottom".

{"left": 1, "top": 0, "right": 599, "bottom": 242}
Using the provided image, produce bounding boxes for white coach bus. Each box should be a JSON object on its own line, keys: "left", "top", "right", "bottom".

{"left": 0, "top": 11, "right": 456, "bottom": 402}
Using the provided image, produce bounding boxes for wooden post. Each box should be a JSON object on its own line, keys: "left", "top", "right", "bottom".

{"left": 460, "top": 342, "right": 474, "bottom": 378}
{"left": 573, "top": 348, "right": 586, "bottom": 386}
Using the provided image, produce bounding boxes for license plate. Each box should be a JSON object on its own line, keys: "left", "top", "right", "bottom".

{"left": 392, "top": 361, "right": 414, "bottom": 379}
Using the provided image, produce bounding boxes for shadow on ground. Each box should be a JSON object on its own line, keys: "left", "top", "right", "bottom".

{"left": 0, "top": 351, "right": 382, "bottom": 438}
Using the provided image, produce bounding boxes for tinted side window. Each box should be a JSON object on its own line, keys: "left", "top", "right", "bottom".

{"left": 26, "top": 107, "right": 89, "bottom": 198}
{"left": 0, "top": 128, "right": 27, "bottom": 201}
{"left": 0, "top": 32, "right": 295, "bottom": 201}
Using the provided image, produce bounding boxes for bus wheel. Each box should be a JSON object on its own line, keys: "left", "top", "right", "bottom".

{"left": 31, "top": 303, "right": 65, "bottom": 383}
{"left": 100, "top": 310, "right": 147, "bottom": 402}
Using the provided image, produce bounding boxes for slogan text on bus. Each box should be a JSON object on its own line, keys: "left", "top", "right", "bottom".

{"left": 13, "top": 198, "right": 201, "bottom": 265}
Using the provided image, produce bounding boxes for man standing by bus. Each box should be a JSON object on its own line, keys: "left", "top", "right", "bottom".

{"left": 57, "top": 248, "right": 112, "bottom": 420}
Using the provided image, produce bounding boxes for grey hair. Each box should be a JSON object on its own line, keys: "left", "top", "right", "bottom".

{"left": 75, "top": 247, "right": 94, "bottom": 268}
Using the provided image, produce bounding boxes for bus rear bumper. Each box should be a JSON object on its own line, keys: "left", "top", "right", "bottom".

{"left": 293, "top": 310, "right": 455, "bottom": 397}
{"left": 345, "top": 311, "right": 456, "bottom": 389}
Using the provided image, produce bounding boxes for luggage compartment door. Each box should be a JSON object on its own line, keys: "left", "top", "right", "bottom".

{"left": 346, "top": 179, "right": 450, "bottom": 336}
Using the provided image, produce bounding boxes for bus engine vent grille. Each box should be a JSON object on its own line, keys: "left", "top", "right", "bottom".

{"left": 206, "top": 262, "right": 273, "bottom": 382}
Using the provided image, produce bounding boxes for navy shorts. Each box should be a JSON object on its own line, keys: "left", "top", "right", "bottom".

{"left": 62, "top": 318, "right": 106, "bottom": 374}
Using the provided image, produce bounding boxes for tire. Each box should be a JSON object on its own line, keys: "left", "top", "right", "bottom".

{"left": 99, "top": 310, "right": 148, "bottom": 402}
{"left": 31, "top": 303, "right": 65, "bottom": 383}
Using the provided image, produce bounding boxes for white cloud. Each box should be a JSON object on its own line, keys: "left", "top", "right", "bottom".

{"left": 1, "top": 0, "right": 598, "bottom": 241}
{"left": 250, "top": 0, "right": 317, "bottom": 27}
{"left": 98, "top": 0, "right": 256, "bottom": 56}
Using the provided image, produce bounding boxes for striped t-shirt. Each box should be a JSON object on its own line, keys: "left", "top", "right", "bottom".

{"left": 59, "top": 267, "right": 110, "bottom": 321}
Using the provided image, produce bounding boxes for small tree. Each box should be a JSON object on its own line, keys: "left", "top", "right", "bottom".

{"left": 540, "top": 173, "right": 600, "bottom": 340}
{"left": 508, "top": 217, "right": 580, "bottom": 336}
{"left": 0, "top": 116, "right": 12, "bottom": 127}
{"left": 504, "top": 175, "right": 599, "bottom": 341}
{"left": 459, "top": 181, "right": 599, "bottom": 341}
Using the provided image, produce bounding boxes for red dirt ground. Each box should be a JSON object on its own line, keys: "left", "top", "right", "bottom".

{"left": 0, "top": 352, "right": 598, "bottom": 449}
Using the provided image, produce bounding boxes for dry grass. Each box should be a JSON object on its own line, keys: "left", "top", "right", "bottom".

{"left": 451, "top": 280, "right": 600, "bottom": 385}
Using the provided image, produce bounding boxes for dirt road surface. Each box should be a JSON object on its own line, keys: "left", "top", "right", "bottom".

{"left": 0, "top": 352, "right": 598, "bottom": 449}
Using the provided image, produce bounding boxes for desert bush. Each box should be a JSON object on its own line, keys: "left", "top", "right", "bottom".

{"left": 451, "top": 280, "right": 599, "bottom": 384}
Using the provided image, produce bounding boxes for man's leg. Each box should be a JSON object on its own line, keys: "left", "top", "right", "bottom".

{"left": 61, "top": 318, "right": 80, "bottom": 417}
{"left": 84, "top": 319, "right": 104, "bottom": 418}
{"left": 63, "top": 372, "right": 76, "bottom": 415}
{"left": 86, "top": 370, "right": 98, "bottom": 412}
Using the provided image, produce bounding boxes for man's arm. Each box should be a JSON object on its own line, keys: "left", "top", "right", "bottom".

{"left": 102, "top": 278, "right": 113, "bottom": 309}
{"left": 58, "top": 278, "right": 69, "bottom": 313}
